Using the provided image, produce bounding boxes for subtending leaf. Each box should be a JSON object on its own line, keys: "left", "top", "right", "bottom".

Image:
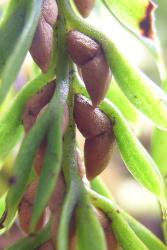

{"left": 76, "top": 200, "right": 107, "bottom": 250}
{"left": 3, "top": 109, "right": 50, "bottom": 227}
{"left": 0, "top": 0, "right": 42, "bottom": 102}
{"left": 91, "top": 178, "right": 167, "bottom": 250}
{"left": 30, "top": 87, "right": 69, "bottom": 231}
{"left": 57, "top": 183, "right": 79, "bottom": 250}
{"left": 103, "top": 42, "right": 167, "bottom": 131}
{"left": 151, "top": 128, "right": 167, "bottom": 177}
{"left": 0, "top": 173, "right": 10, "bottom": 198}
{"left": 106, "top": 80, "right": 139, "bottom": 124}
{"left": 0, "top": 195, "right": 17, "bottom": 236}
{"left": 89, "top": 190, "right": 148, "bottom": 250}
{"left": 101, "top": 99, "right": 164, "bottom": 198}
{"left": 100, "top": 0, "right": 156, "bottom": 40}
{"left": 124, "top": 213, "right": 167, "bottom": 250}
{"left": 91, "top": 177, "right": 113, "bottom": 200}
{"left": 6, "top": 223, "right": 51, "bottom": 250}
{"left": 0, "top": 71, "right": 54, "bottom": 167}
{"left": 30, "top": 111, "right": 63, "bottom": 232}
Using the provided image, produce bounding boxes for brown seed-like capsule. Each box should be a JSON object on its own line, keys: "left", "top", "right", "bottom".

{"left": 23, "top": 81, "right": 55, "bottom": 132}
{"left": 81, "top": 52, "right": 111, "bottom": 107}
{"left": 30, "top": 18, "right": 53, "bottom": 72}
{"left": 74, "top": 95, "right": 115, "bottom": 179}
{"left": 67, "top": 31, "right": 111, "bottom": 106}
{"left": 42, "top": 0, "right": 58, "bottom": 27}
{"left": 74, "top": 0, "right": 95, "bottom": 18}
{"left": 67, "top": 31, "right": 100, "bottom": 66}
{"left": 84, "top": 132, "right": 115, "bottom": 179}
{"left": 18, "top": 180, "right": 46, "bottom": 234}
{"left": 74, "top": 95, "right": 111, "bottom": 138}
{"left": 38, "top": 240, "right": 54, "bottom": 250}
{"left": 30, "top": 0, "right": 58, "bottom": 72}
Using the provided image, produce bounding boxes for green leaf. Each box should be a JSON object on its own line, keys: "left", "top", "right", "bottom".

{"left": 91, "top": 177, "right": 112, "bottom": 200}
{"left": 30, "top": 113, "right": 63, "bottom": 232}
{"left": 100, "top": 99, "right": 165, "bottom": 198}
{"left": 0, "top": 195, "right": 17, "bottom": 235}
{"left": 111, "top": 212, "right": 148, "bottom": 250}
{"left": 124, "top": 213, "right": 167, "bottom": 250}
{"left": 151, "top": 128, "right": 167, "bottom": 177}
{"left": 104, "top": 42, "right": 167, "bottom": 130}
{"left": 6, "top": 223, "right": 51, "bottom": 250}
{"left": 0, "top": 173, "right": 9, "bottom": 198}
{"left": 89, "top": 190, "right": 148, "bottom": 250}
{"left": 3, "top": 109, "right": 50, "bottom": 227}
{"left": 30, "top": 88, "right": 68, "bottom": 231}
{"left": 0, "top": 71, "right": 54, "bottom": 167}
{"left": 76, "top": 200, "right": 107, "bottom": 250}
{"left": 91, "top": 177, "right": 167, "bottom": 250}
{"left": 0, "top": 0, "right": 42, "bottom": 102}
{"left": 100, "top": 0, "right": 156, "bottom": 40}
{"left": 106, "top": 80, "right": 139, "bottom": 123}
{"left": 57, "top": 183, "right": 79, "bottom": 250}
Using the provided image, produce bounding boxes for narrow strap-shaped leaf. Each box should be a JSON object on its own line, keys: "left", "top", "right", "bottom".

{"left": 103, "top": 44, "right": 167, "bottom": 130}
{"left": 91, "top": 177, "right": 113, "bottom": 200}
{"left": 57, "top": 182, "right": 79, "bottom": 250}
{"left": 100, "top": 99, "right": 165, "bottom": 198}
{"left": 30, "top": 10, "right": 70, "bottom": 232}
{"left": 0, "top": 71, "right": 54, "bottom": 167}
{"left": 76, "top": 198, "right": 107, "bottom": 250}
{"left": 0, "top": 194, "right": 17, "bottom": 235}
{"left": 106, "top": 80, "right": 139, "bottom": 123}
{"left": 6, "top": 222, "right": 51, "bottom": 250}
{"left": 0, "top": 194, "right": 6, "bottom": 234}
{"left": 124, "top": 213, "right": 167, "bottom": 250}
{"left": 89, "top": 189, "right": 148, "bottom": 250}
{"left": 152, "top": 129, "right": 167, "bottom": 177}
{"left": 30, "top": 103, "right": 64, "bottom": 231}
{"left": 110, "top": 212, "right": 148, "bottom": 250}
{"left": 3, "top": 109, "right": 50, "bottom": 227}
{"left": 62, "top": 1, "right": 167, "bottom": 130}
{"left": 91, "top": 177, "right": 167, "bottom": 250}
{"left": 0, "top": 173, "right": 10, "bottom": 198}
{"left": 0, "top": 0, "right": 42, "bottom": 103}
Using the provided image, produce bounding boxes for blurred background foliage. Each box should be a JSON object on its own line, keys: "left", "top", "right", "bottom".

{"left": 0, "top": 0, "right": 167, "bottom": 248}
